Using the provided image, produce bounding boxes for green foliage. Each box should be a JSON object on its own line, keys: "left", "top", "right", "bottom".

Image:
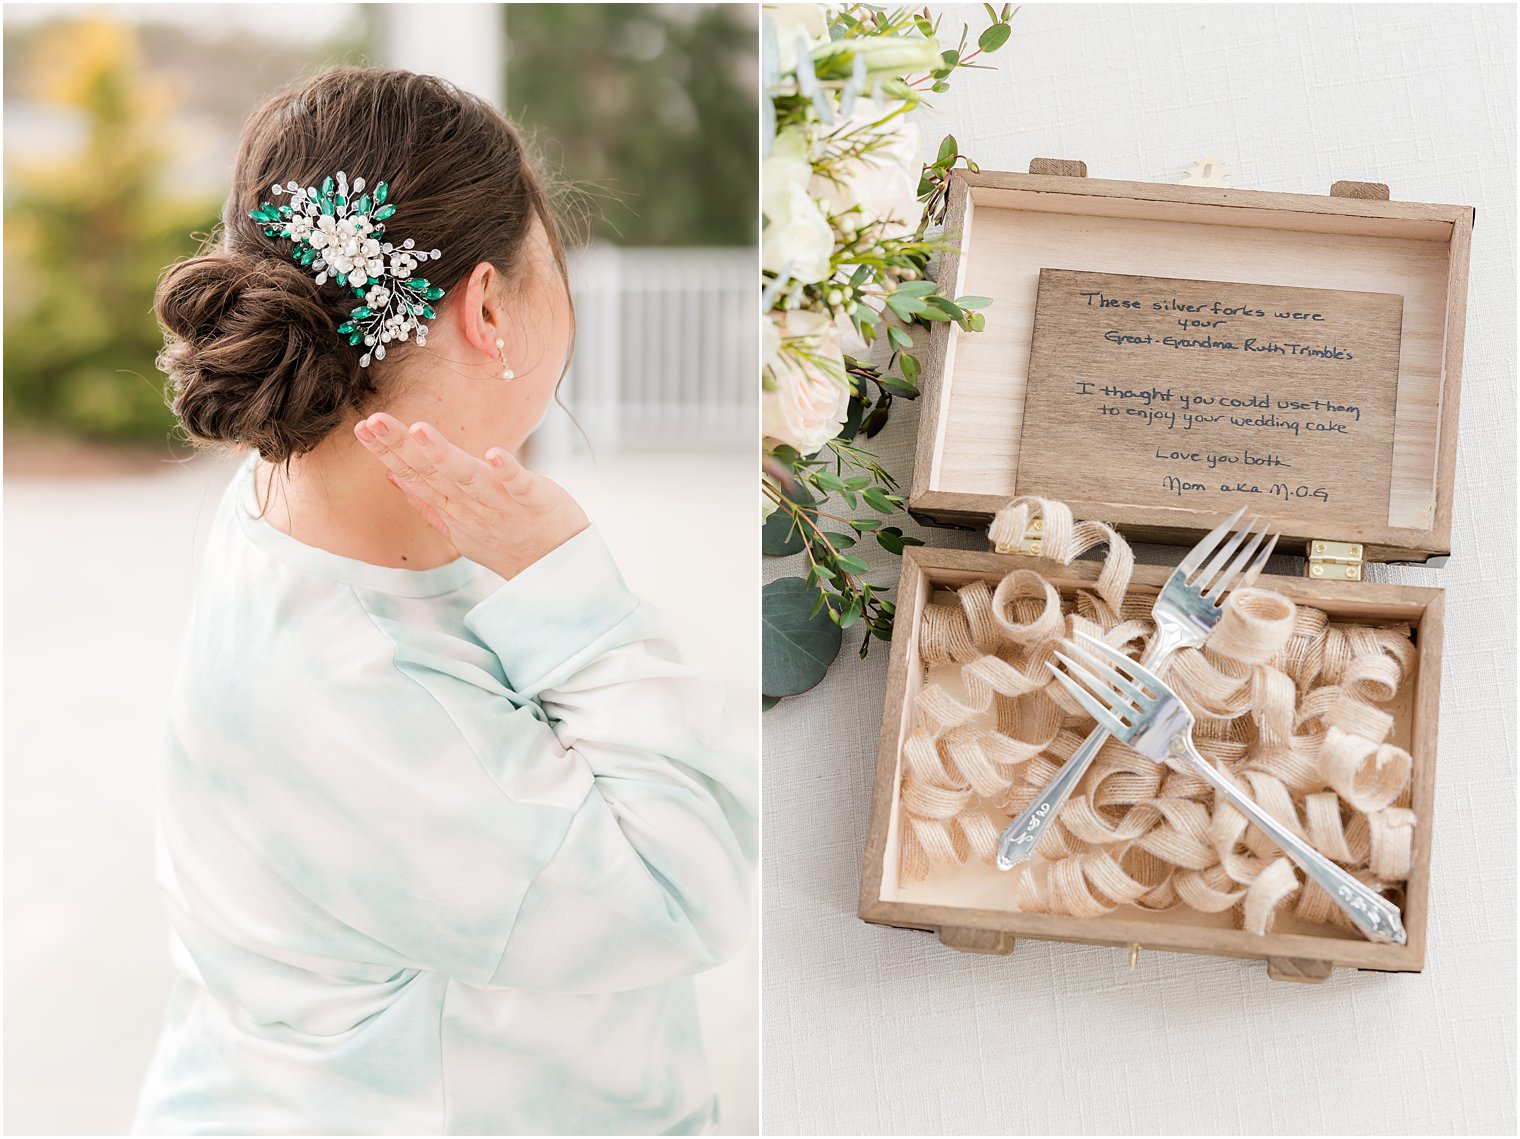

{"left": 762, "top": 476, "right": 817, "bottom": 556}
{"left": 503, "top": 4, "right": 757, "bottom": 246}
{"left": 761, "top": 4, "right": 1014, "bottom": 697}
{"left": 3, "top": 18, "right": 220, "bottom": 444}
{"left": 762, "top": 438, "right": 921, "bottom": 659}
{"left": 762, "top": 576, "right": 843, "bottom": 698}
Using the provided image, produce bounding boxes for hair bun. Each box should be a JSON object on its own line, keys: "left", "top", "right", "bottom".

{"left": 155, "top": 251, "right": 369, "bottom": 462}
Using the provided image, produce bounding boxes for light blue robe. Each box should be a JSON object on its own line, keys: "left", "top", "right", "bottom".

{"left": 131, "top": 455, "right": 757, "bottom": 1135}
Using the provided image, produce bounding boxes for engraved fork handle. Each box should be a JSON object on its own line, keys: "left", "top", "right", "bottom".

{"left": 1174, "top": 735, "right": 1407, "bottom": 945}
{"left": 996, "top": 633, "right": 1179, "bottom": 870}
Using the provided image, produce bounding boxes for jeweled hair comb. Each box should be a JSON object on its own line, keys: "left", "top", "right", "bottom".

{"left": 249, "top": 172, "right": 447, "bottom": 367}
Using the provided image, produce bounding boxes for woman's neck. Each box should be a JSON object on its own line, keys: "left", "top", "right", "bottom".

{"left": 252, "top": 427, "right": 461, "bottom": 570}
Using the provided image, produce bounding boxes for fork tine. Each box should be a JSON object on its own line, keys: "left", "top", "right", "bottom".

{"left": 1071, "top": 631, "right": 1155, "bottom": 686}
{"left": 1176, "top": 505, "right": 1246, "bottom": 577}
{"left": 1237, "top": 529, "right": 1281, "bottom": 590}
{"left": 1053, "top": 651, "right": 1142, "bottom": 724}
{"left": 1201, "top": 517, "right": 1274, "bottom": 599}
{"left": 1190, "top": 513, "right": 1261, "bottom": 592}
{"left": 1046, "top": 662, "right": 1132, "bottom": 738}
{"left": 1077, "top": 633, "right": 1184, "bottom": 706}
{"left": 1057, "top": 643, "right": 1149, "bottom": 710}
{"left": 1203, "top": 523, "right": 1276, "bottom": 599}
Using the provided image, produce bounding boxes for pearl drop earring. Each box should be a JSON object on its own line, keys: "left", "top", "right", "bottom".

{"left": 495, "top": 337, "right": 515, "bottom": 381}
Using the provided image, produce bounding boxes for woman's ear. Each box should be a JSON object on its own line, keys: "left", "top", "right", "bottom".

{"left": 453, "top": 261, "right": 504, "bottom": 359}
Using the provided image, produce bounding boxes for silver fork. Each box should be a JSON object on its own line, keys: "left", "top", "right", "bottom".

{"left": 996, "top": 507, "right": 1279, "bottom": 870}
{"left": 1048, "top": 632, "right": 1407, "bottom": 945}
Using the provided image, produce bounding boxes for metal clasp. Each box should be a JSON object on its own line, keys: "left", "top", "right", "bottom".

{"left": 1306, "top": 539, "right": 1364, "bottom": 582}
{"left": 994, "top": 516, "right": 1043, "bottom": 557}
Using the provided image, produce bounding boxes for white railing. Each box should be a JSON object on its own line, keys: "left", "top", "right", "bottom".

{"left": 536, "top": 245, "right": 757, "bottom": 455}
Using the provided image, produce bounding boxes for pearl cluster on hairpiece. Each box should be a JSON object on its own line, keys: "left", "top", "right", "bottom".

{"left": 249, "top": 171, "right": 446, "bottom": 368}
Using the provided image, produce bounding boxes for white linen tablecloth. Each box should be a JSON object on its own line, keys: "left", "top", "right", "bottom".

{"left": 761, "top": 5, "right": 1516, "bottom": 1134}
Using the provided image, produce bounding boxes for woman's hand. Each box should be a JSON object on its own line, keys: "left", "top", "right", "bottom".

{"left": 353, "top": 412, "right": 589, "bottom": 580}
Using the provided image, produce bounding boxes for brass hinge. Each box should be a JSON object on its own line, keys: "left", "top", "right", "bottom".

{"left": 1305, "top": 539, "right": 1364, "bottom": 581}
{"left": 994, "top": 516, "right": 1043, "bottom": 556}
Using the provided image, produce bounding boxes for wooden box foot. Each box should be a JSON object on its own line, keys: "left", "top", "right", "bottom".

{"left": 1266, "top": 956, "right": 1335, "bottom": 984}
{"left": 938, "top": 927, "right": 1016, "bottom": 955}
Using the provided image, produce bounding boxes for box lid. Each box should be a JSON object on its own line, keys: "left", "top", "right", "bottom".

{"left": 908, "top": 165, "right": 1475, "bottom": 565}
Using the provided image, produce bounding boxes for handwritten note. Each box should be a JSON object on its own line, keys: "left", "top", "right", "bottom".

{"left": 1014, "top": 269, "right": 1404, "bottom": 523}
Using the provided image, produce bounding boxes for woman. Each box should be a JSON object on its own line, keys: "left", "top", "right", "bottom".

{"left": 130, "top": 67, "right": 756, "bottom": 1136}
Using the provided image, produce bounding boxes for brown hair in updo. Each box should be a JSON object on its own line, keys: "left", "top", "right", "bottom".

{"left": 155, "top": 67, "right": 569, "bottom": 464}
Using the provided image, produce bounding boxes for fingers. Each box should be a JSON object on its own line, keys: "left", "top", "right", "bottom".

{"left": 385, "top": 471, "right": 453, "bottom": 540}
{"left": 355, "top": 413, "right": 493, "bottom": 506}
{"left": 484, "top": 447, "right": 538, "bottom": 500}
{"left": 354, "top": 414, "right": 444, "bottom": 507}
{"left": 354, "top": 413, "right": 549, "bottom": 519}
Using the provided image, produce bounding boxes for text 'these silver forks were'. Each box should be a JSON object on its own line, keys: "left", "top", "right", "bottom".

{"left": 996, "top": 507, "right": 1279, "bottom": 870}
{"left": 1047, "top": 631, "right": 1407, "bottom": 945}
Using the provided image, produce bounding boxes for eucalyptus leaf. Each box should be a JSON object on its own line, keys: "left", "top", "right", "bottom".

{"left": 762, "top": 507, "right": 806, "bottom": 556}
{"left": 891, "top": 280, "right": 937, "bottom": 297}
{"left": 979, "top": 22, "right": 1012, "bottom": 52}
{"left": 839, "top": 80, "right": 857, "bottom": 121}
{"left": 876, "top": 527, "right": 926, "bottom": 555}
{"left": 760, "top": 12, "right": 781, "bottom": 88}
{"left": 763, "top": 480, "right": 817, "bottom": 556}
{"left": 885, "top": 294, "right": 928, "bottom": 320}
{"left": 763, "top": 577, "right": 843, "bottom": 697}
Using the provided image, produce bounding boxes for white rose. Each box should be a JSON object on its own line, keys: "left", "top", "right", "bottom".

{"left": 763, "top": 309, "right": 850, "bottom": 456}
{"left": 763, "top": 182, "right": 834, "bottom": 285}
{"left": 765, "top": 4, "right": 828, "bottom": 73}
{"left": 761, "top": 311, "right": 782, "bottom": 371}
{"left": 763, "top": 128, "right": 834, "bottom": 285}
{"left": 814, "top": 97, "right": 922, "bottom": 235}
{"left": 763, "top": 127, "right": 812, "bottom": 213}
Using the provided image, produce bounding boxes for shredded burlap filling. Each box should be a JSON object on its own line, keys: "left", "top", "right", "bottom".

{"left": 899, "top": 497, "right": 1417, "bottom": 937}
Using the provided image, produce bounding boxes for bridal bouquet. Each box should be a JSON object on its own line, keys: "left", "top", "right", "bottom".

{"left": 761, "top": 3, "right": 1012, "bottom": 702}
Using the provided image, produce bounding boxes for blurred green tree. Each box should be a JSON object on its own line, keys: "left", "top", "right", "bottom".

{"left": 3, "top": 17, "right": 219, "bottom": 444}
{"left": 504, "top": 3, "right": 757, "bottom": 246}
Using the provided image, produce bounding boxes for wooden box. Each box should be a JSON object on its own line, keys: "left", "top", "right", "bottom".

{"left": 859, "top": 164, "right": 1473, "bottom": 981}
